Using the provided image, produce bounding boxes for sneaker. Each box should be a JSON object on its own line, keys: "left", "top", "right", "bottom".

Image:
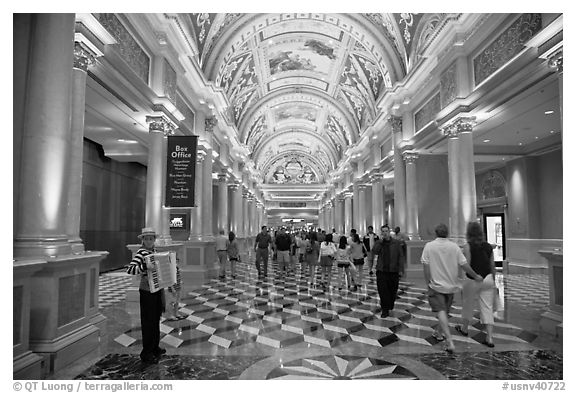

{"left": 380, "top": 310, "right": 389, "bottom": 318}
{"left": 432, "top": 331, "right": 446, "bottom": 342}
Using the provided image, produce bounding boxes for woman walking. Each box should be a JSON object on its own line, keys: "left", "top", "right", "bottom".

{"left": 456, "top": 221, "right": 497, "bottom": 347}
{"left": 227, "top": 231, "right": 239, "bottom": 279}
{"left": 318, "top": 233, "right": 336, "bottom": 290}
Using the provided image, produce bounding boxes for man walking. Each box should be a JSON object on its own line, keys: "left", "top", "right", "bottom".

{"left": 421, "top": 223, "right": 483, "bottom": 353}
{"left": 254, "top": 226, "right": 273, "bottom": 277}
{"left": 275, "top": 227, "right": 292, "bottom": 277}
{"left": 363, "top": 225, "right": 379, "bottom": 276}
{"left": 372, "top": 226, "right": 403, "bottom": 318}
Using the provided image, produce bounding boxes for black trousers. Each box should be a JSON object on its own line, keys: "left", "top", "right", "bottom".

{"left": 139, "top": 289, "right": 164, "bottom": 359}
{"left": 376, "top": 271, "right": 400, "bottom": 311}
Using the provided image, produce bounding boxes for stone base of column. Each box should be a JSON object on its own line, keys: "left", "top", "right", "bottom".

{"left": 178, "top": 239, "right": 218, "bottom": 293}
{"left": 68, "top": 238, "right": 85, "bottom": 254}
{"left": 23, "top": 251, "right": 108, "bottom": 376}
{"left": 404, "top": 240, "right": 428, "bottom": 279}
{"left": 13, "top": 350, "right": 44, "bottom": 379}
{"left": 13, "top": 236, "right": 72, "bottom": 258}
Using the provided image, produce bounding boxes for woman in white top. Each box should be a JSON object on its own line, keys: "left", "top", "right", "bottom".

{"left": 318, "top": 233, "right": 337, "bottom": 290}
{"left": 335, "top": 236, "right": 358, "bottom": 291}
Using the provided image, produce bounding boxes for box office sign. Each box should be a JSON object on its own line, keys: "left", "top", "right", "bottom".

{"left": 165, "top": 135, "right": 198, "bottom": 207}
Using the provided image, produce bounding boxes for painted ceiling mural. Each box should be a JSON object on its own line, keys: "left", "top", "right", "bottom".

{"left": 190, "top": 13, "right": 451, "bottom": 191}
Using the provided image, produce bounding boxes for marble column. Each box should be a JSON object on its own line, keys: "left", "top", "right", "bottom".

{"left": 548, "top": 50, "right": 563, "bottom": 133}
{"left": 189, "top": 151, "right": 205, "bottom": 239}
{"left": 442, "top": 117, "right": 477, "bottom": 243}
{"left": 344, "top": 192, "right": 353, "bottom": 234}
{"left": 390, "top": 115, "right": 406, "bottom": 231}
{"left": 202, "top": 118, "right": 216, "bottom": 238}
{"left": 358, "top": 185, "right": 367, "bottom": 235}
{"left": 403, "top": 151, "right": 420, "bottom": 240}
{"left": 371, "top": 174, "right": 384, "bottom": 230}
{"left": 242, "top": 189, "right": 250, "bottom": 237}
{"left": 14, "top": 14, "right": 76, "bottom": 258}
{"left": 352, "top": 182, "right": 360, "bottom": 232}
{"left": 145, "top": 116, "right": 174, "bottom": 244}
{"left": 217, "top": 172, "right": 229, "bottom": 232}
{"left": 65, "top": 42, "right": 96, "bottom": 253}
{"left": 228, "top": 182, "right": 241, "bottom": 235}
{"left": 247, "top": 195, "right": 255, "bottom": 236}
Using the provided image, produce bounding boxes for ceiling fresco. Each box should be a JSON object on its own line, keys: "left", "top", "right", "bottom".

{"left": 188, "top": 13, "right": 451, "bottom": 193}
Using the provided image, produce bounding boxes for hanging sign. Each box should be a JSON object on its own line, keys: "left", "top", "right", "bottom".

{"left": 165, "top": 135, "right": 198, "bottom": 207}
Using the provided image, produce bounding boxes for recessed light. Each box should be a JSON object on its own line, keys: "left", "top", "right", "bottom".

{"left": 535, "top": 136, "right": 539, "bottom": 139}
{"left": 550, "top": 130, "right": 555, "bottom": 133}
{"left": 372, "top": 135, "right": 378, "bottom": 139}
{"left": 483, "top": 139, "right": 490, "bottom": 143}
{"left": 518, "top": 142, "right": 523, "bottom": 146}
{"left": 545, "top": 110, "right": 554, "bottom": 115}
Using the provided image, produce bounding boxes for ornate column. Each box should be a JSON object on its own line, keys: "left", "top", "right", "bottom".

{"left": 145, "top": 115, "right": 175, "bottom": 244}
{"left": 352, "top": 182, "right": 360, "bottom": 232}
{"left": 390, "top": 115, "right": 406, "bottom": 231}
{"left": 548, "top": 50, "right": 563, "bottom": 133}
{"left": 371, "top": 174, "right": 384, "bottom": 230}
{"left": 217, "top": 172, "right": 229, "bottom": 232}
{"left": 247, "top": 195, "right": 256, "bottom": 236}
{"left": 189, "top": 150, "right": 206, "bottom": 238}
{"left": 65, "top": 42, "right": 96, "bottom": 253}
{"left": 403, "top": 151, "right": 420, "bottom": 240}
{"left": 242, "top": 188, "right": 250, "bottom": 237}
{"left": 344, "top": 192, "right": 353, "bottom": 234}
{"left": 358, "top": 185, "right": 367, "bottom": 235}
{"left": 334, "top": 196, "right": 343, "bottom": 234}
{"left": 442, "top": 117, "right": 477, "bottom": 243}
{"left": 324, "top": 201, "right": 332, "bottom": 231}
{"left": 14, "top": 14, "right": 76, "bottom": 258}
{"left": 202, "top": 117, "right": 216, "bottom": 238}
{"left": 228, "top": 182, "right": 241, "bottom": 235}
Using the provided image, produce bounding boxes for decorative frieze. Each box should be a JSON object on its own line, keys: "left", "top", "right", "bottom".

{"left": 440, "top": 61, "right": 457, "bottom": 108}
{"left": 93, "top": 13, "right": 150, "bottom": 83}
{"left": 414, "top": 92, "right": 441, "bottom": 132}
{"left": 163, "top": 59, "right": 177, "bottom": 103}
{"left": 473, "top": 13, "right": 542, "bottom": 85}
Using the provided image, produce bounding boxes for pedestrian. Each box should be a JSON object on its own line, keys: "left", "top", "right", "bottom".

{"left": 455, "top": 222, "right": 497, "bottom": 348}
{"left": 421, "top": 223, "right": 483, "bottom": 353}
{"left": 254, "top": 225, "right": 273, "bottom": 277}
{"left": 318, "top": 233, "right": 337, "bottom": 290}
{"left": 372, "top": 225, "right": 404, "bottom": 318}
{"left": 126, "top": 227, "right": 166, "bottom": 364}
{"left": 215, "top": 229, "right": 230, "bottom": 279}
{"left": 393, "top": 226, "right": 410, "bottom": 276}
{"left": 349, "top": 233, "right": 367, "bottom": 287}
{"left": 363, "top": 226, "right": 379, "bottom": 276}
{"left": 227, "top": 231, "right": 239, "bottom": 279}
{"left": 275, "top": 227, "right": 292, "bottom": 277}
{"left": 304, "top": 231, "right": 320, "bottom": 285}
{"left": 335, "top": 236, "right": 357, "bottom": 291}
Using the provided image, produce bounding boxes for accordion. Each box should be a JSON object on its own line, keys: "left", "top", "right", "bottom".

{"left": 145, "top": 252, "right": 177, "bottom": 293}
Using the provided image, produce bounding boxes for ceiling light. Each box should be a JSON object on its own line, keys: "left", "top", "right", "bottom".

{"left": 545, "top": 110, "right": 554, "bottom": 115}
{"left": 550, "top": 130, "right": 555, "bottom": 133}
{"left": 117, "top": 139, "right": 138, "bottom": 144}
{"left": 483, "top": 139, "right": 490, "bottom": 143}
{"left": 372, "top": 135, "right": 378, "bottom": 140}
{"left": 535, "top": 136, "right": 539, "bottom": 139}
{"left": 518, "top": 142, "right": 523, "bottom": 146}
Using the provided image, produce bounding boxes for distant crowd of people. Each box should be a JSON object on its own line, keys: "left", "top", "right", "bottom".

{"left": 127, "top": 220, "right": 498, "bottom": 362}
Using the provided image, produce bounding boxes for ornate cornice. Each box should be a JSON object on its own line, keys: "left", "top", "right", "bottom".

{"left": 387, "top": 115, "right": 403, "bottom": 133}
{"left": 73, "top": 41, "right": 96, "bottom": 71}
{"left": 548, "top": 49, "right": 563, "bottom": 73}
{"left": 146, "top": 115, "right": 176, "bottom": 136}
{"left": 205, "top": 116, "right": 218, "bottom": 133}
{"left": 441, "top": 116, "right": 476, "bottom": 138}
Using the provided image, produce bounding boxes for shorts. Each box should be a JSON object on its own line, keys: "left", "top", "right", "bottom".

{"left": 337, "top": 262, "right": 350, "bottom": 268}
{"left": 427, "top": 288, "right": 454, "bottom": 313}
{"left": 352, "top": 258, "right": 364, "bottom": 266}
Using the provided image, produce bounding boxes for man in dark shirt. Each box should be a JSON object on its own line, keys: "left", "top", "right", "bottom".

{"left": 372, "top": 225, "right": 404, "bottom": 318}
{"left": 254, "top": 226, "right": 273, "bottom": 277}
{"left": 275, "top": 227, "right": 292, "bottom": 277}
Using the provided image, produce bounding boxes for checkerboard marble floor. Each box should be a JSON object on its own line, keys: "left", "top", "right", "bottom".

{"left": 102, "top": 255, "right": 545, "bottom": 354}
{"left": 78, "top": 252, "right": 561, "bottom": 380}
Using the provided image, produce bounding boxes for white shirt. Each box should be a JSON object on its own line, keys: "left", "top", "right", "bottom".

{"left": 421, "top": 237, "right": 467, "bottom": 294}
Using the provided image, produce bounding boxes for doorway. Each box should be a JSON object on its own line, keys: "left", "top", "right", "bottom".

{"left": 483, "top": 213, "right": 505, "bottom": 269}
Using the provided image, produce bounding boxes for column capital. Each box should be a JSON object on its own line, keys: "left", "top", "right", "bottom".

{"left": 217, "top": 172, "right": 228, "bottom": 182}
{"left": 196, "top": 150, "right": 207, "bottom": 163}
{"left": 205, "top": 116, "right": 218, "bottom": 133}
{"left": 369, "top": 173, "right": 384, "bottom": 183}
{"left": 548, "top": 49, "right": 563, "bottom": 73}
{"left": 441, "top": 116, "right": 476, "bottom": 138}
{"left": 387, "top": 115, "right": 403, "bottom": 133}
{"left": 228, "top": 181, "right": 240, "bottom": 191}
{"left": 343, "top": 191, "right": 354, "bottom": 199}
{"left": 402, "top": 150, "right": 419, "bottom": 164}
{"left": 146, "top": 115, "right": 176, "bottom": 136}
{"left": 73, "top": 41, "right": 96, "bottom": 71}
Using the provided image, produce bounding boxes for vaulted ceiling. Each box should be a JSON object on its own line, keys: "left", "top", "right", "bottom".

{"left": 185, "top": 13, "right": 447, "bottom": 186}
